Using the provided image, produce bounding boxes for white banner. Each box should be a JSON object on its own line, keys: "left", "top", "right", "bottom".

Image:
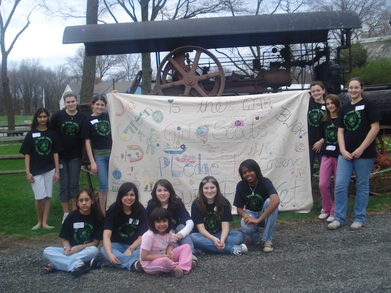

{"left": 107, "top": 91, "right": 312, "bottom": 213}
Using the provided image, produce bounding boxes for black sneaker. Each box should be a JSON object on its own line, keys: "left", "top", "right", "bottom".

{"left": 89, "top": 258, "right": 100, "bottom": 269}
{"left": 71, "top": 264, "right": 90, "bottom": 277}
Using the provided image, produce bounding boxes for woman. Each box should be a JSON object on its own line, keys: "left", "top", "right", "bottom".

{"left": 328, "top": 78, "right": 380, "bottom": 230}
{"left": 82, "top": 95, "right": 112, "bottom": 215}
{"left": 190, "top": 176, "right": 247, "bottom": 255}
{"left": 101, "top": 182, "right": 147, "bottom": 271}
{"left": 19, "top": 108, "right": 62, "bottom": 230}
{"left": 234, "top": 159, "right": 279, "bottom": 252}
{"left": 50, "top": 91, "right": 85, "bottom": 223}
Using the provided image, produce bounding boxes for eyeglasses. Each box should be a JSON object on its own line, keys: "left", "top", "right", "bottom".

{"left": 201, "top": 178, "right": 217, "bottom": 184}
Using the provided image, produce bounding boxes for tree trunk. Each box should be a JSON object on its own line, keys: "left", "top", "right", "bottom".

{"left": 80, "top": 0, "right": 98, "bottom": 104}
{"left": 141, "top": 0, "right": 152, "bottom": 95}
{"left": 2, "top": 54, "right": 15, "bottom": 131}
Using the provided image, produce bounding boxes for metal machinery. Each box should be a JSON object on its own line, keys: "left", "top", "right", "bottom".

{"left": 63, "top": 10, "right": 391, "bottom": 194}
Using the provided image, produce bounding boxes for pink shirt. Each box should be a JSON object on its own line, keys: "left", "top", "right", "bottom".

{"left": 140, "top": 230, "right": 172, "bottom": 266}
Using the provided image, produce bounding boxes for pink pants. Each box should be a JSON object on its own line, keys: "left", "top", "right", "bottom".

{"left": 142, "top": 244, "right": 192, "bottom": 275}
{"left": 319, "top": 156, "right": 337, "bottom": 216}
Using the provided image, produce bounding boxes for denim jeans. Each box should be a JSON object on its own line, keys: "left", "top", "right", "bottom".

{"left": 173, "top": 224, "right": 195, "bottom": 254}
{"left": 190, "top": 230, "right": 244, "bottom": 255}
{"left": 309, "top": 148, "right": 323, "bottom": 181}
{"left": 241, "top": 198, "right": 278, "bottom": 243}
{"left": 334, "top": 155, "right": 375, "bottom": 225}
{"left": 58, "top": 158, "right": 82, "bottom": 202}
{"left": 100, "top": 242, "right": 140, "bottom": 271}
{"left": 95, "top": 155, "right": 110, "bottom": 193}
{"left": 43, "top": 246, "right": 99, "bottom": 271}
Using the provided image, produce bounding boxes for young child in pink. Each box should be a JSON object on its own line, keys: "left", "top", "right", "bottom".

{"left": 140, "top": 207, "right": 192, "bottom": 278}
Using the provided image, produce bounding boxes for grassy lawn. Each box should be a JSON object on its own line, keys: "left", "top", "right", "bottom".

{"left": 0, "top": 115, "right": 33, "bottom": 126}
{"left": 1, "top": 139, "right": 390, "bottom": 241}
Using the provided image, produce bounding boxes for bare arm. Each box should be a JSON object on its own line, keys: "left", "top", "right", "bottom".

{"left": 247, "top": 194, "right": 280, "bottom": 225}
{"left": 338, "top": 128, "right": 352, "bottom": 160}
{"left": 53, "top": 152, "right": 60, "bottom": 183}
{"left": 103, "top": 229, "right": 121, "bottom": 265}
{"left": 124, "top": 236, "right": 142, "bottom": 256}
{"left": 85, "top": 138, "right": 97, "bottom": 174}
{"left": 24, "top": 154, "right": 34, "bottom": 183}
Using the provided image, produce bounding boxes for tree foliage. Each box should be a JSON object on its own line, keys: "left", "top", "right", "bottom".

{"left": 350, "top": 57, "right": 391, "bottom": 85}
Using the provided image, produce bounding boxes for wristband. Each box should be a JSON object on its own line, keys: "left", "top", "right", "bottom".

{"left": 128, "top": 246, "right": 134, "bottom": 252}
{"left": 64, "top": 245, "right": 71, "bottom": 249}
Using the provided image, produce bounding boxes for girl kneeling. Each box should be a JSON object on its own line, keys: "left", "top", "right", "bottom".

{"left": 140, "top": 207, "right": 193, "bottom": 278}
{"left": 43, "top": 189, "right": 103, "bottom": 276}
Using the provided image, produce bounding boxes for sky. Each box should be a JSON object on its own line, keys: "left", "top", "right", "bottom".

{"left": 4, "top": 2, "right": 85, "bottom": 69}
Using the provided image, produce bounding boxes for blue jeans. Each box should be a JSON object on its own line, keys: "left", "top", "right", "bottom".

{"left": 95, "top": 155, "right": 110, "bottom": 193}
{"left": 43, "top": 246, "right": 99, "bottom": 271}
{"left": 190, "top": 230, "right": 244, "bottom": 255}
{"left": 334, "top": 155, "right": 375, "bottom": 225}
{"left": 241, "top": 198, "right": 278, "bottom": 243}
{"left": 309, "top": 148, "right": 323, "bottom": 180}
{"left": 173, "top": 224, "right": 195, "bottom": 254}
{"left": 58, "top": 158, "right": 82, "bottom": 202}
{"left": 100, "top": 242, "right": 140, "bottom": 271}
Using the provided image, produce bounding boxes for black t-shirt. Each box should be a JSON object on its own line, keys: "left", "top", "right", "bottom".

{"left": 337, "top": 98, "right": 381, "bottom": 158}
{"left": 50, "top": 110, "right": 85, "bottom": 159}
{"left": 320, "top": 118, "right": 340, "bottom": 158}
{"left": 307, "top": 101, "right": 326, "bottom": 146}
{"left": 59, "top": 209, "right": 103, "bottom": 247}
{"left": 191, "top": 198, "right": 232, "bottom": 234}
{"left": 104, "top": 203, "right": 147, "bottom": 245}
{"left": 146, "top": 202, "right": 191, "bottom": 230}
{"left": 19, "top": 129, "right": 62, "bottom": 176}
{"left": 82, "top": 113, "right": 112, "bottom": 150}
{"left": 233, "top": 178, "right": 276, "bottom": 212}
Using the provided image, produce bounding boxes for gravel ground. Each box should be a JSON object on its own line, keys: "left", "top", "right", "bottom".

{"left": 1, "top": 212, "right": 391, "bottom": 293}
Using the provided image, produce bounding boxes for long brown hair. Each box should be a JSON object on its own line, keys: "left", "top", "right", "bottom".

{"left": 196, "top": 176, "right": 227, "bottom": 220}
{"left": 309, "top": 81, "right": 327, "bottom": 107}
{"left": 323, "top": 94, "right": 341, "bottom": 122}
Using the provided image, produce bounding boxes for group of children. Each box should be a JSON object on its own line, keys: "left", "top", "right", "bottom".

{"left": 308, "top": 78, "right": 380, "bottom": 230}
{"left": 20, "top": 93, "right": 112, "bottom": 230}
{"left": 20, "top": 76, "right": 380, "bottom": 278}
{"left": 42, "top": 160, "right": 280, "bottom": 278}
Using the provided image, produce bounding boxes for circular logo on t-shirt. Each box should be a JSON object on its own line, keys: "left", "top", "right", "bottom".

{"left": 204, "top": 212, "right": 220, "bottom": 234}
{"left": 35, "top": 137, "right": 53, "bottom": 156}
{"left": 118, "top": 223, "right": 135, "bottom": 238}
{"left": 74, "top": 223, "right": 94, "bottom": 244}
{"left": 95, "top": 120, "right": 111, "bottom": 136}
{"left": 325, "top": 125, "right": 337, "bottom": 145}
{"left": 308, "top": 109, "right": 324, "bottom": 127}
{"left": 61, "top": 121, "right": 80, "bottom": 136}
{"left": 246, "top": 194, "right": 265, "bottom": 211}
{"left": 344, "top": 110, "right": 361, "bottom": 132}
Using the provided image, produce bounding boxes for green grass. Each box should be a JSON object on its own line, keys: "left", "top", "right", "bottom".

{"left": 0, "top": 115, "right": 33, "bottom": 125}
{"left": 1, "top": 138, "right": 390, "bottom": 240}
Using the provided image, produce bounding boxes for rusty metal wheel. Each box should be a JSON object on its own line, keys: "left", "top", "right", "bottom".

{"left": 369, "top": 125, "right": 391, "bottom": 195}
{"left": 156, "top": 46, "right": 225, "bottom": 97}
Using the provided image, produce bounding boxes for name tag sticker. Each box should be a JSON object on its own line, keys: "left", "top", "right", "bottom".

{"left": 321, "top": 105, "right": 326, "bottom": 111}
{"left": 129, "top": 218, "right": 134, "bottom": 224}
{"left": 74, "top": 222, "right": 84, "bottom": 229}
{"left": 326, "top": 145, "right": 336, "bottom": 151}
{"left": 355, "top": 105, "right": 365, "bottom": 111}
{"left": 32, "top": 133, "right": 41, "bottom": 138}
{"left": 91, "top": 119, "right": 99, "bottom": 125}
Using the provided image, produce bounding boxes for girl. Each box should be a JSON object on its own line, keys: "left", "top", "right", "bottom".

{"left": 19, "top": 107, "right": 62, "bottom": 230}
{"left": 140, "top": 207, "right": 193, "bottom": 278}
{"left": 318, "top": 94, "right": 341, "bottom": 222}
{"left": 190, "top": 176, "right": 247, "bottom": 255}
{"left": 146, "top": 179, "right": 196, "bottom": 257}
{"left": 308, "top": 81, "right": 327, "bottom": 180}
{"left": 82, "top": 95, "right": 112, "bottom": 215}
{"left": 43, "top": 188, "right": 103, "bottom": 276}
{"left": 233, "top": 159, "right": 280, "bottom": 252}
{"left": 328, "top": 78, "right": 380, "bottom": 230}
{"left": 50, "top": 91, "right": 85, "bottom": 223}
{"left": 101, "top": 182, "right": 147, "bottom": 271}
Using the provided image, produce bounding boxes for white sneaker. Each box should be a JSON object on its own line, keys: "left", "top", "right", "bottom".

{"left": 263, "top": 241, "right": 274, "bottom": 253}
{"left": 62, "top": 213, "right": 69, "bottom": 224}
{"left": 326, "top": 216, "right": 335, "bottom": 223}
{"left": 318, "top": 213, "right": 329, "bottom": 220}
{"left": 327, "top": 220, "right": 342, "bottom": 230}
{"left": 232, "top": 244, "right": 247, "bottom": 256}
{"left": 350, "top": 222, "right": 363, "bottom": 230}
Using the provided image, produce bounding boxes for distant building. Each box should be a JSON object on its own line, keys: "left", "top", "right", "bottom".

{"left": 359, "top": 35, "right": 391, "bottom": 59}
{"left": 59, "top": 80, "right": 141, "bottom": 109}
